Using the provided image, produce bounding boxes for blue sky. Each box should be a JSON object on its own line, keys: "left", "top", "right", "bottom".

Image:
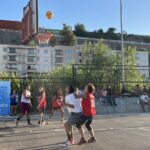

{"left": 0, "top": 0, "right": 150, "bottom": 35}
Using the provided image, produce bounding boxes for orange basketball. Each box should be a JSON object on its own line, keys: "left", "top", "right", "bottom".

{"left": 46, "top": 11, "right": 53, "bottom": 19}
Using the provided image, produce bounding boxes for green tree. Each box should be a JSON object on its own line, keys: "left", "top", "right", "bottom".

{"left": 81, "top": 40, "right": 118, "bottom": 66}
{"left": 74, "top": 23, "right": 88, "bottom": 37}
{"left": 104, "top": 27, "right": 119, "bottom": 40}
{"left": 78, "top": 41, "right": 144, "bottom": 90}
{"left": 107, "top": 27, "right": 116, "bottom": 34}
{"left": 88, "top": 28, "right": 104, "bottom": 38}
{"left": 60, "top": 24, "right": 77, "bottom": 45}
{"left": 124, "top": 46, "right": 144, "bottom": 89}
{"left": 78, "top": 41, "right": 119, "bottom": 87}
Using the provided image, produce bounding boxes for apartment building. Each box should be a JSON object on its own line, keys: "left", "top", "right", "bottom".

{"left": 0, "top": 30, "right": 150, "bottom": 78}
{"left": 0, "top": 44, "right": 80, "bottom": 76}
{"left": 0, "top": 45, "right": 55, "bottom": 76}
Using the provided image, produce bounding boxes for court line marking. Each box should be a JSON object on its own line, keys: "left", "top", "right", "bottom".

{"left": 139, "top": 127, "right": 150, "bottom": 132}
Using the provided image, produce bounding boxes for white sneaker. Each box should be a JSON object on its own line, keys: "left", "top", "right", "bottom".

{"left": 64, "top": 139, "right": 75, "bottom": 147}
{"left": 15, "top": 119, "right": 18, "bottom": 126}
{"left": 64, "top": 140, "right": 72, "bottom": 147}
{"left": 42, "top": 121, "right": 46, "bottom": 126}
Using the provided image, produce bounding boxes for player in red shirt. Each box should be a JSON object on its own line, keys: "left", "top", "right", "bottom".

{"left": 75, "top": 83, "right": 97, "bottom": 145}
{"left": 37, "top": 86, "right": 47, "bottom": 126}
{"left": 50, "top": 88, "right": 64, "bottom": 122}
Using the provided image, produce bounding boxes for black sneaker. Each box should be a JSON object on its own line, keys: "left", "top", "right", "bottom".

{"left": 28, "top": 123, "right": 33, "bottom": 126}
{"left": 78, "top": 138, "right": 87, "bottom": 145}
{"left": 88, "top": 137, "right": 96, "bottom": 143}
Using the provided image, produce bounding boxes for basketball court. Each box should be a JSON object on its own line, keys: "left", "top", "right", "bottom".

{"left": 0, "top": 1, "right": 150, "bottom": 149}
{"left": 0, "top": 113, "right": 150, "bottom": 150}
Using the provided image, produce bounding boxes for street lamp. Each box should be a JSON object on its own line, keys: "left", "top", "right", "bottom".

{"left": 120, "top": 0, "right": 125, "bottom": 87}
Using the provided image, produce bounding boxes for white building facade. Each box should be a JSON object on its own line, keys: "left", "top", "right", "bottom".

{"left": 0, "top": 44, "right": 79, "bottom": 76}
{"left": 0, "top": 37, "right": 150, "bottom": 79}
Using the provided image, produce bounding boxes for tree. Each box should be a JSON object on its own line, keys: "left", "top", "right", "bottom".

{"left": 107, "top": 27, "right": 116, "bottom": 34}
{"left": 104, "top": 27, "right": 119, "bottom": 40}
{"left": 123, "top": 46, "right": 144, "bottom": 89}
{"left": 77, "top": 41, "right": 144, "bottom": 90}
{"left": 74, "top": 23, "right": 88, "bottom": 37}
{"left": 88, "top": 28, "right": 104, "bottom": 38}
{"left": 78, "top": 40, "right": 119, "bottom": 87}
{"left": 60, "top": 24, "right": 77, "bottom": 45}
{"left": 81, "top": 40, "right": 118, "bottom": 66}
{"left": 97, "top": 28, "right": 104, "bottom": 38}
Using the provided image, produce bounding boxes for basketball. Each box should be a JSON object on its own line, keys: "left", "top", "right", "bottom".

{"left": 46, "top": 11, "right": 53, "bottom": 19}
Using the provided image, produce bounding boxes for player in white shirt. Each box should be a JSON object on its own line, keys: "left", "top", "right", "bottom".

{"left": 16, "top": 84, "right": 33, "bottom": 126}
{"left": 64, "top": 86, "right": 82, "bottom": 146}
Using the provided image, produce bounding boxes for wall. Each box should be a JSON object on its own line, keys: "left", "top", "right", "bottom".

{"left": 96, "top": 97, "right": 150, "bottom": 115}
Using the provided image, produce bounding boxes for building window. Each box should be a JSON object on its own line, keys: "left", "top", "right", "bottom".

{"left": 8, "top": 56, "right": 16, "bottom": 61}
{"left": 3, "top": 48, "right": 7, "bottom": 52}
{"left": 37, "top": 57, "right": 40, "bottom": 61}
{"left": 3, "top": 56, "right": 7, "bottom": 60}
{"left": 44, "top": 49, "right": 48, "bottom": 54}
{"left": 79, "top": 52, "right": 82, "bottom": 56}
{"left": 55, "top": 49, "right": 63, "bottom": 55}
{"left": 64, "top": 50, "right": 74, "bottom": 56}
{"left": 9, "top": 48, "right": 16, "bottom": 53}
{"left": 28, "top": 49, "right": 35, "bottom": 54}
{"left": 35, "top": 50, "right": 39, "bottom": 54}
{"left": 55, "top": 57, "right": 63, "bottom": 63}
{"left": 28, "top": 57, "right": 36, "bottom": 62}
{"left": 43, "top": 57, "right": 49, "bottom": 62}
{"left": 27, "top": 65, "right": 37, "bottom": 70}
{"left": 9, "top": 64, "right": 17, "bottom": 69}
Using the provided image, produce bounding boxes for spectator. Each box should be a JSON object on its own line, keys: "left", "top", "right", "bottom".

{"left": 138, "top": 92, "right": 150, "bottom": 112}
{"left": 101, "top": 87, "right": 107, "bottom": 105}
{"left": 10, "top": 90, "right": 18, "bottom": 116}
{"left": 133, "top": 84, "right": 141, "bottom": 97}
{"left": 94, "top": 87, "right": 100, "bottom": 101}
{"left": 121, "top": 85, "right": 128, "bottom": 97}
{"left": 106, "top": 85, "right": 117, "bottom": 106}
{"left": 142, "top": 85, "right": 148, "bottom": 94}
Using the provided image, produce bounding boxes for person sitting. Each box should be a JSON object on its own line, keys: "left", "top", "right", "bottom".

{"left": 106, "top": 85, "right": 117, "bottom": 106}
{"left": 133, "top": 84, "right": 141, "bottom": 97}
{"left": 121, "top": 85, "right": 129, "bottom": 97}
{"left": 94, "top": 87, "right": 100, "bottom": 101}
{"left": 142, "top": 85, "right": 148, "bottom": 93}
{"left": 101, "top": 87, "right": 107, "bottom": 105}
{"left": 138, "top": 92, "right": 150, "bottom": 112}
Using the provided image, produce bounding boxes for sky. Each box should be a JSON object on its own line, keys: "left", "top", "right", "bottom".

{"left": 0, "top": 0, "right": 150, "bottom": 35}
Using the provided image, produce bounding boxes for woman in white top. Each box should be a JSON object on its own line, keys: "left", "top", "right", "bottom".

{"left": 16, "top": 84, "right": 33, "bottom": 126}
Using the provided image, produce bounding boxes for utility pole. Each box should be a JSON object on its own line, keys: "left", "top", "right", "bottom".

{"left": 120, "top": 0, "right": 125, "bottom": 87}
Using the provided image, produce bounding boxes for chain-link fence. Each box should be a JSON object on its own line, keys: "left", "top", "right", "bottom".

{"left": 1, "top": 64, "right": 150, "bottom": 113}
{"left": 72, "top": 64, "right": 150, "bottom": 93}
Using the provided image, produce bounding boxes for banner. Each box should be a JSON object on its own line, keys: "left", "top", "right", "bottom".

{"left": 0, "top": 81, "right": 10, "bottom": 116}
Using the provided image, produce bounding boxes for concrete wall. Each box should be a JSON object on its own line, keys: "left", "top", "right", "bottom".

{"left": 96, "top": 97, "right": 150, "bottom": 115}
